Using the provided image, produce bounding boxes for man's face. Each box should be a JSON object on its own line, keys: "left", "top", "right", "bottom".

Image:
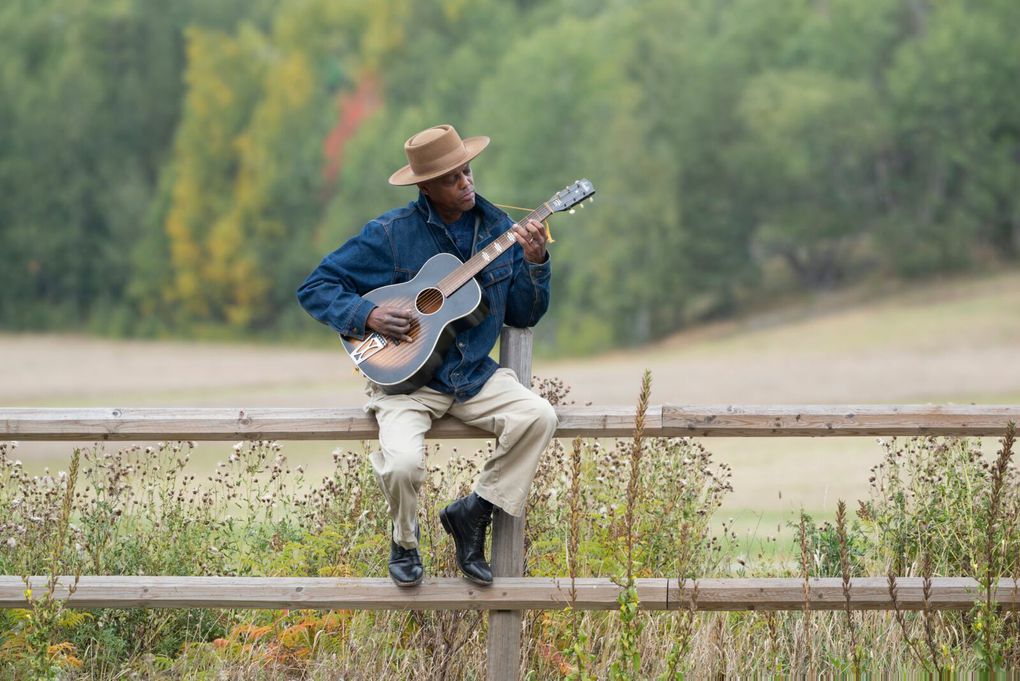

{"left": 419, "top": 162, "right": 475, "bottom": 219}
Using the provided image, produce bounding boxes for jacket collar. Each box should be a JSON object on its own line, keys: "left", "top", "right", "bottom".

{"left": 415, "top": 191, "right": 506, "bottom": 235}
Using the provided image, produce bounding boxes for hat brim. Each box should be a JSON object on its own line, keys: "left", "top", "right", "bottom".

{"left": 387, "top": 136, "right": 490, "bottom": 186}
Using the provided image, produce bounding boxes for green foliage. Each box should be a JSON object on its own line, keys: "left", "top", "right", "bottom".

{"left": 788, "top": 511, "right": 868, "bottom": 578}
{"left": 2, "top": 0, "right": 1019, "bottom": 348}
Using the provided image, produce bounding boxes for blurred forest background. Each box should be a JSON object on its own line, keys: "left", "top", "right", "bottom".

{"left": 1, "top": 0, "right": 1018, "bottom": 355}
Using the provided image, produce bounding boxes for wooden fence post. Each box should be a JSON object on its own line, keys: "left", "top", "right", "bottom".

{"left": 488, "top": 327, "right": 533, "bottom": 681}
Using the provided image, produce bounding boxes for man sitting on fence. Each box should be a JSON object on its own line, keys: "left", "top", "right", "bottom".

{"left": 296, "top": 124, "right": 558, "bottom": 587}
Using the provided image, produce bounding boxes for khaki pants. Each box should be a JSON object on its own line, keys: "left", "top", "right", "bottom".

{"left": 365, "top": 368, "right": 558, "bottom": 549}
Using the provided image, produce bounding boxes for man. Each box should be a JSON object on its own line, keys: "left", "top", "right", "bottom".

{"left": 297, "top": 124, "right": 558, "bottom": 587}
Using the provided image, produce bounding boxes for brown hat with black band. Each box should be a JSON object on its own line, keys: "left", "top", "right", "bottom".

{"left": 388, "top": 124, "right": 490, "bottom": 186}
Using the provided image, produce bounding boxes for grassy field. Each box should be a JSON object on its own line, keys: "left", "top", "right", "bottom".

{"left": 2, "top": 271, "right": 1020, "bottom": 677}
{"left": 2, "top": 270, "right": 1019, "bottom": 543}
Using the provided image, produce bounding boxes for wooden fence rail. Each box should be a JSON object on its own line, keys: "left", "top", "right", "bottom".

{"left": 4, "top": 327, "right": 1018, "bottom": 680}
{"left": 3, "top": 404, "right": 1020, "bottom": 441}
{"left": 1, "top": 576, "right": 1017, "bottom": 612}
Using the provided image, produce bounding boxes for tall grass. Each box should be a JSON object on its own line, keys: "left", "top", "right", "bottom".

{"left": 0, "top": 400, "right": 1018, "bottom": 677}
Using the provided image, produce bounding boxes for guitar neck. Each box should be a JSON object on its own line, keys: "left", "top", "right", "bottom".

{"left": 436, "top": 203, "right": 552, "bottom": 295}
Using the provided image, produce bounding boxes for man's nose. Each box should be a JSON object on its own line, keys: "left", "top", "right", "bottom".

{"left": 457, "top": 172, "right": 470, "bottom": 189}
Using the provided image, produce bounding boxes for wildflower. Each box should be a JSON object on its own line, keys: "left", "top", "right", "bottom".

{"left": 5, "top": 537, "right": 15, "bottom": 549}
{"left": 296, "top": 466, "right": 304, "bottom": 474}
{"left": 233, "top": 442, "right": 243, "bottom": 453}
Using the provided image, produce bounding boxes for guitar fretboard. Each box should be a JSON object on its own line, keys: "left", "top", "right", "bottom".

{"left": 437, "top": 203, "right": 553, "bottom": 295}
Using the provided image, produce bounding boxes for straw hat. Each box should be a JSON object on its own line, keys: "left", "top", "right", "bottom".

{"left": 388, "top": 124, "right": 490, "bottom": 186}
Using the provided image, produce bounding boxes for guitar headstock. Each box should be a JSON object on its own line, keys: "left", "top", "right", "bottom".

{"left": 547, "top": 179, "right": 595, "bottom": 214}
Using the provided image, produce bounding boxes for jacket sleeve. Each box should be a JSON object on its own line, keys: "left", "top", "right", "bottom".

{"left": 503, "top": 249, "right": 551, "bottom": 328}
{"left": 296, "top": 221, "right": 394, "bottom": 339}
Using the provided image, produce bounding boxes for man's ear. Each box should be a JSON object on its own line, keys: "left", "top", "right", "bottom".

{"left": 417, "top": 182, "right": 429, "bottom": 196}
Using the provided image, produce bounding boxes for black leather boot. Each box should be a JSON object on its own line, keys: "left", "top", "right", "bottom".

{"left": 439, "top": 492, "right": 493, "bottom": 586}
{"left": 388, "top": 523, "right": 423, "bottom": 587}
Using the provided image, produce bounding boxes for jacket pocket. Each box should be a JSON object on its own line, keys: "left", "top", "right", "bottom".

{"left": 478, "top": 262, "right": 512, "bottom": 311}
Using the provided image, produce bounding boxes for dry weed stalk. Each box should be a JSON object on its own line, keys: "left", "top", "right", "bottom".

{"left": 610, "top": 369, "right": 651, "bottom": 680}
{"left": 664, "top": 520, "right": 700, "bottom": 679}
{"left": 564, "top": 435, "right": 591, "bottom": 680}
{"left": 976, "top": 420, "right": 1015, "bottom": 669}
{"left": 569, "top": 436, "right": 583, "bottom": 605}
{"left": 920, "top": 550, "right": 943, "bottom": 676}
{"left": 20, "top": 447, "right": 83, "bottom": 674}
{"left": 836, "top": 500, "right": 861, "bottom": 677}
{"left": 624, "top": 369, "right": 651, "bottom": 584}
{"left": 886, "top": 566, "right": 928, "bottom": 670}
{"left": 798, "top": 512, "right": 812, "bottom": 675}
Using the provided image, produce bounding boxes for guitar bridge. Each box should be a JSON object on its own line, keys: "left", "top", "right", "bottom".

{"left": 349, "top": 333, "right": 388, "bottom": 365}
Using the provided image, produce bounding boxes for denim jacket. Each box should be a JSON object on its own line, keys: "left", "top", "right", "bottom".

{"left": 297, "top": 191, "right": 551, "bottom": 401}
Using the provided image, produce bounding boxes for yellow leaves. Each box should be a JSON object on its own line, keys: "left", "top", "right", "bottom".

{"left": 166, "top": 24, "right": 321, "bottom": 328}
{"left": 58, "top": 610, "right": 92, "bottom": 629}
{"left": 212, "top": 611, "right": 350, "bottom": 669}
{"left": 47, "top": 641, "right": 83, "bottom": 669}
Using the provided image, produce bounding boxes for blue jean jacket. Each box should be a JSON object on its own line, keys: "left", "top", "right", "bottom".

{"left": 297, "top": 191, "right": 551, "bottom": 401}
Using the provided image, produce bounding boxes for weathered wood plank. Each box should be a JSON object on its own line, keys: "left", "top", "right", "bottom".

{"left": 0, "top": 406, "right": 656, "bottom": 441}
{"left": 2, "top": 577, "right": 1014, "bottom": 611}
{"left": 3, "top": 404, "right": 1017, "bottom": 441}
{"left": 662, "top": 404, "right": 1020, "bottom": 437}
{"left": 0, "top": 577, "right": 669, "bottom": 611}
{"left": 668, "top": 577, "right": 1020, "bottom": 611}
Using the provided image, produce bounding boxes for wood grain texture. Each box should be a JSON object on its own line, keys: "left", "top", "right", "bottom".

{"left": 489, "top": 327, "right": 533, "bottom": 681}
{"left": 2, "top": 577, "right": 1014, "bottom": 611}
{"left": 4, "top": 405, "right": 1017, "bottom": 441}
{"left": 667, "top": 577, "right": 1020, "bottom": 611}
{"left": 662, "top": 404, "right": 1020, "bottom": 436}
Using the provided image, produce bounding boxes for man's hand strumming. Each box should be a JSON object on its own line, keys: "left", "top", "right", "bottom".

{"left": 367, "top": 305, "right": 415, "bottom": 342}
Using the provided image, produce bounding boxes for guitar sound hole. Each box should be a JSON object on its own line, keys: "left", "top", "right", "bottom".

{"left": 415, "top": 287, "right": 444, "bottom": 315}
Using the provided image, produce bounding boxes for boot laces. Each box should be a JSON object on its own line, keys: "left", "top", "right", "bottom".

{"left": 472, "top": 506, "right": 492, "bottom": 544}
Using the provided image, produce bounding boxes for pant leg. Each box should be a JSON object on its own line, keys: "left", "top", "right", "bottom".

{"left": 448, "top": 368, "right": 558, "bottom": 516}
{"left": 365, "top": 384, "right": 452, "bottom": 548}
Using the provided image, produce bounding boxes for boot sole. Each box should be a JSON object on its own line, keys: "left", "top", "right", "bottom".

{"left": 390, "top": 572, "right": 424, "bottom": 588}
{"left": 440, "top": 508, "right": 493, "bottom": 586}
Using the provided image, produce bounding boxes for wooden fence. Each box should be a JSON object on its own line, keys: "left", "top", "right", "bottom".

{"left": 2, "top": 328, "right": 1019, "bottom": 680}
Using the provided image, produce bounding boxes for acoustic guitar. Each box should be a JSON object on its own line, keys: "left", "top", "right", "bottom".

{"left": 340, "top": 179, "right": 595, "bottom": 394}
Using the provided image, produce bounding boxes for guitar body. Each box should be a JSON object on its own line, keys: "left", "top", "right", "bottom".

{"left": 340, "top": 252, "right": 488, "bottom": 395}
